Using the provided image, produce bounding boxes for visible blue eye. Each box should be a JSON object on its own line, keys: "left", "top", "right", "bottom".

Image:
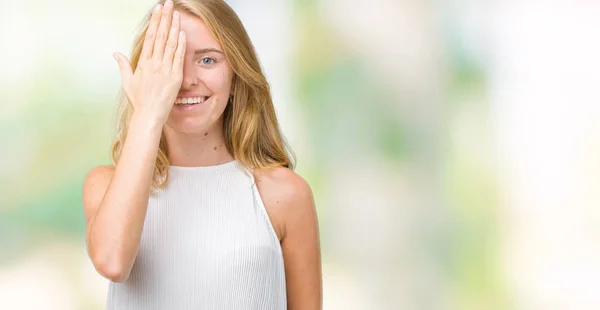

{"left": 199, "top": 57, "right": 215, "bottom": 65}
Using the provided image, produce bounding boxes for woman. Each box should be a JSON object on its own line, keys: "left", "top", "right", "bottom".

{"left": 82, "top": 0, "right": 322, "bottom": 309}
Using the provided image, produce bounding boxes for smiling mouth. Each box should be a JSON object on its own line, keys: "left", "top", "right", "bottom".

{"left": 174, "top": 96, "right": 209, "bottom": 105}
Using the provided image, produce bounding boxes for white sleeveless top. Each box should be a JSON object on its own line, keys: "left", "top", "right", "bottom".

{"left": 106, "top": 160, "right": 287, "bottom": 310}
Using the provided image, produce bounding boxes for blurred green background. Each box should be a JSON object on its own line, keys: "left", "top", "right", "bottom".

{"left": 2, "top": 0, "right": 600, "bottom": 309}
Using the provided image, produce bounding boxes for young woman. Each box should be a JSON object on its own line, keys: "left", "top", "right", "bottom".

{"left": 82, "top": 0, "right": 322, "bottom": 309}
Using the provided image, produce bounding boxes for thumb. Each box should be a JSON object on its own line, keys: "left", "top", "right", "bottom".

{"left": 113, "top": 52, "right": 133, "bottom": 86}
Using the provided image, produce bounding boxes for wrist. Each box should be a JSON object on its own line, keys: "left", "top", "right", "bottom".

{"left": 130, "top": 112, "right": 165, "bottom": 133}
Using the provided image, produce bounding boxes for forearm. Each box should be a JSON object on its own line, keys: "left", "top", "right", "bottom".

{"left": 87, "top": 113, "right": 163, "bottom": 281}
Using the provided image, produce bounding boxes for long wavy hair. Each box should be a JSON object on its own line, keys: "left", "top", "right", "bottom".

{"left": 110, "top": 0, "right": 295, "bottom": 189}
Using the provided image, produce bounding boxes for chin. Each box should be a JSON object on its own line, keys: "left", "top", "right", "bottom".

{"left": 165, "top": 114, "right": 223, "bottom": 135}
{"left": 166, "top": 119, "right": 211, "bottom": 135}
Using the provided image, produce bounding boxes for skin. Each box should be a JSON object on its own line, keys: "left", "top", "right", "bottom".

{"left": 82, "top": 1, "right": 322, "bottom": 309}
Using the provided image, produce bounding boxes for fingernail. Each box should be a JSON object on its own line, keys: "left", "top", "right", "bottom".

{"left": 154, "top": 4, "right": 161, "bottom": 12}
{"left": 113, "top": 53, "right": 118, "bottom": 61}
{"left": 165, "top": 0, "right": 172, "bottom": 8}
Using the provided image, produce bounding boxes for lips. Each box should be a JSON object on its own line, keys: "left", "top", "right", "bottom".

{"left": 174, "top": 96, "right": 209, "bottom": 105}
{"left": 172, "top": 96, "right": 211, "bottom": 111}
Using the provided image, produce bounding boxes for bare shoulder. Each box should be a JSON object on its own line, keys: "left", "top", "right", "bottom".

{"left": 253, "top": 167, "right": 313, "bottom": 204}
{"left": 82, "top": 165, "right": 115, "bottom": 222}
{"left": 253, "top": 167, "right": 316, "bottom": 241}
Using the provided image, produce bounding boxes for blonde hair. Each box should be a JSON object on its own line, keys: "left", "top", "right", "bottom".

{"left": 110, "top": 0, "right": 295, "bottom": 189}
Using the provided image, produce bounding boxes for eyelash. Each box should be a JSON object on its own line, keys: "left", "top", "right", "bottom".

{"left": 198, "top": 57, "right": 216, "bottom": 66}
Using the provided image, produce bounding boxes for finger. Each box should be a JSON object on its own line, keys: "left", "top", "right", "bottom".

{"left": 140, "top": 4, "right": 163, "bottom": 65}
{"left": 172, "top": 31, "right": 186, "bottom": 75}
{"left": 152, "top": 0, "right": 173, "bottom": 63}
{"left": 113, "top": 52, "right": 133, "bottom": 89}
{"left": 163, "top": 10, "right": 180, "bottom": 68}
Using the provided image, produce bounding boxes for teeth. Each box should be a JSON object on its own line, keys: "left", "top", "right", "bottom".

{"left": 175, "top": 96, "right": 207, "bottom": 105}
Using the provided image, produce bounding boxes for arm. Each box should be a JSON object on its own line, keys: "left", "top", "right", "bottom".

{"left": 83, "top": 0, "right": 185, "bottom": 282}
{"left": 281, "top": 176, "right": 323, "bottom": 310}
{"left": 83, "top": 115, "right": 162, "bottom": 282}
{"left": 254, "top": 168, "right": 323, "bottom": 308}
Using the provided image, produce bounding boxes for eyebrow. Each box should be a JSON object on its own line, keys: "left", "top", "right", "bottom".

{"left": 194, "top": 48, "right": 223, "bottom": 55}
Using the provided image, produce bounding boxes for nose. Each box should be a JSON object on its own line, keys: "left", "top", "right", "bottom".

{"left": 181, "top": 65, "right": 199, "bottom": 89}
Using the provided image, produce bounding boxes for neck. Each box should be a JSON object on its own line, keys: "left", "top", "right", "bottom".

{"left": 162, "top": 124, "right": 234, "bottom": 167}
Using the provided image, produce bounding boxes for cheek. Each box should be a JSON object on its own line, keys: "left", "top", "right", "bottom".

{"left": 204, "top": 69, "right": 233, "bottom": 94}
